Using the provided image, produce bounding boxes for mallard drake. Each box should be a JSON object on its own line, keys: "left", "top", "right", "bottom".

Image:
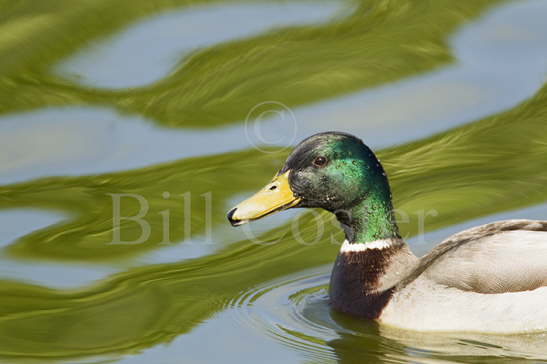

{"left": 227, "top": 131, "right": 547, "bottom": 333}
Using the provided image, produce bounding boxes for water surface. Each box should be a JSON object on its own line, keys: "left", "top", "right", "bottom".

{"left": 56, "top": 1, "right": 349, "bottom": 89}
{"left": 3, "top": 0, "right": 547, "bottom": 185}
{"left": 1, "top": 0, "right": 547, "bottom": 363}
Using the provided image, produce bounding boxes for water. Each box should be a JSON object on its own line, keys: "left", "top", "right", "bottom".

{"left": 4, "top": 0, "right": 547, "bottom": 185}
{"left": 55, "top": 1, "right": 350, "bottom": 89}
{"left": 1, "top": 0, "right": 547, "bottom": 362}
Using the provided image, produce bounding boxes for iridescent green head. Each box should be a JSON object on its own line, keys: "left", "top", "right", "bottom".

{"left": 228, "top": 132, "right": 400, "bottom": 243}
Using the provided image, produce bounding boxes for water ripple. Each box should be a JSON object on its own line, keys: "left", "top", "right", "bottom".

{"left": 55, "top": 1, "right": 349, "bottom": 89}
{"left": 225, "top": 269, "right": 339, "bottom": 362}
{"left": 223, "top": 267, "right": 547, "bottom": 363}
{"left": 4, "top": 1, "right": 547, "bottom": 185}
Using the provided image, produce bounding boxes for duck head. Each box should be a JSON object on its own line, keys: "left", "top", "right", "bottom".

{"left": 227, "top": 131, "right": 400, "bottom": 243}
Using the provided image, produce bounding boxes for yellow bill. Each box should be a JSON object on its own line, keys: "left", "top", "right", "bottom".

{"left": 227, "top": 170, "right": 301, "bottom": 226}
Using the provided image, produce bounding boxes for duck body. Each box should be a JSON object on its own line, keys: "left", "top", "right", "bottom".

{"left": 332, "top": 220, "right": 547, "bottom": 333}
{"left": 228, "top": 131, "right": 547, "bottom": 333}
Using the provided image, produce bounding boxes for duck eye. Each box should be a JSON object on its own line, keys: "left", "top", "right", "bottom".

{"left": 313, "top": 156, "right": 328, "bottom": 167}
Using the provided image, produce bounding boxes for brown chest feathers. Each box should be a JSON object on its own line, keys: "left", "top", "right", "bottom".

{"left": 329, "top": 242, "right": 417, "bottom": 319}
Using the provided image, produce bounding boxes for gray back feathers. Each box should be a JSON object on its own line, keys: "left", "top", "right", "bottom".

{"left": 400, "top": 220, "right": 547, "bottom": 294}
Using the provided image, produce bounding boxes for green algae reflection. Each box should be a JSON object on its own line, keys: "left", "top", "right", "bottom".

{"left": 4, "top": 0, "right": 547, "bottom": 362}
{"left": 2, "top": 83, "right": 547, "bottom": 360}
{"left": 0, "top": 0, "right": 502, "bottom": 127}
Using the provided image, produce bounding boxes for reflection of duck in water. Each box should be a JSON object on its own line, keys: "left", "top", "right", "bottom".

{"left": 327, "top": 320, "right": 547, "bottom": 363}
{"left": 228, "top": 132, "right": 547, "bottom": 333}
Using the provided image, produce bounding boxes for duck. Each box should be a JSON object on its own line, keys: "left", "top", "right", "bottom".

{"left": 227, "top": 131, "right": 547, "bottom": 333}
